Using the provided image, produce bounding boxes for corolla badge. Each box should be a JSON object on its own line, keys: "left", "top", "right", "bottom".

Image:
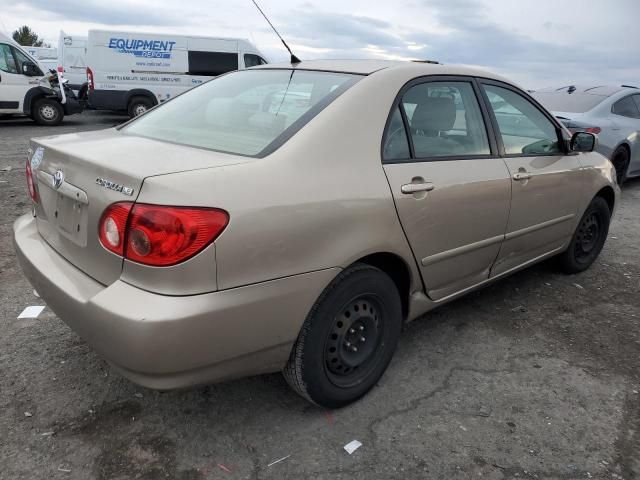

{"left": 30, "top": 147, "right": 44, "bottom": 169}
{"left": 96, "top": 177, "right": 134, "bottom": 196}
{"left": 53, "top": 170, "right": 64, "bottom": 189}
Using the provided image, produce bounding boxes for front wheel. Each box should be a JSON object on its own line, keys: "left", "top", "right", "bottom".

{"left": 558, "top": 196, "right": 611, "bottom": 274}
{"left": 284, "top": 264, "right": 402, "bottom": 408}
{"left": 32, "top": 98, "right": 64, "bottom": 126}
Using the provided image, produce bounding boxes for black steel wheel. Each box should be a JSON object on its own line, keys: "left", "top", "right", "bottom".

{"left": 284, "top": 264, "right": 402, "bottom": 408}
{"left": 559, "top": 196, "right": 611, "bottom": 273}
{"left": 324, "top": 295, "right": 385, "bottom": 388}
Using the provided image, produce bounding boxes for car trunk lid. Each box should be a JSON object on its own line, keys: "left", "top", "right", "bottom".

{"left": 30, "top": 128, "right": 252, "bottom": 285}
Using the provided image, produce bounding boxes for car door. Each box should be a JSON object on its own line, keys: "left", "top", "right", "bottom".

{"left": 479, "top": 81, "right": 583, "bottom": 276}
{"left": 382, "top": 77, "right": 511, "bottom": 301}
{"left": 0, "top": 43, "right": 27, "bottom": 113}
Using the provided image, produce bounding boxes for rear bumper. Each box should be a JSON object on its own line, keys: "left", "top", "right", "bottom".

{"left": 13, "top": 213, "right": 338, "bottom": 389}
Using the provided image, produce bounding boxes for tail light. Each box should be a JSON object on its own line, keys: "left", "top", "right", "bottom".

{"left": 99, "top": 203, "right": 229, "bottom": 266}
{"left": 25, "top": 159, "right": 39, "bottom": 203}
{"left": 87, "top": 67, "right": 94, "bottom": 91}
{"left": 585, "top": 127, "right": 601, "bottom": 134}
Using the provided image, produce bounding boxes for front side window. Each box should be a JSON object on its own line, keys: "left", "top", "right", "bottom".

{"left": 484, "top": 84, "right": 562, "bottom": 155}
{"left": 612, "top": 95, "right": 640, "bottom": 119}
{"left": 400, "top": 81, "right": 490, "bottom": 158}
{"left": 123, "top": 69, "right": 360, "bottom": 156}
{"left": 244, "top": 54, "right": 266, "bottom": 68}
{"left": 188, "top": 51, "right": 238, "bottom": 76}
{"left": 13, "top": 47, "right": 34, "bottom": 72}
{"left": 0, "top": 44, "right": 18, "bottom": 73}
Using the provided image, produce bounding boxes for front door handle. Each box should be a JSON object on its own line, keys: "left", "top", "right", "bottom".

{"left": 512, "top": 172, "right": 532, "bottom": 181}
{"left": 401, "top": 182, "right": 435, "bottom": 194}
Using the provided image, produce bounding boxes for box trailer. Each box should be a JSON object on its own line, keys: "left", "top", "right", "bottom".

{"left": 86, "top": 29, "right": 268, "bottom": 117}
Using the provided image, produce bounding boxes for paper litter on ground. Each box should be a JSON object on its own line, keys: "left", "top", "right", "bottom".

{"left": 344, "top": 440, "right": 362, "bottom": 454}
{"left": 18, "top": 306, "right": 45, "bottom": 319}
{"left": 267, "top": 455, "right": 290, "bottom": 467}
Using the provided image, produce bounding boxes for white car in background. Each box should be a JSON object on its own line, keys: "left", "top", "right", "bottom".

{"left": 533, "top": 85, "right": 640, "bottom": 184}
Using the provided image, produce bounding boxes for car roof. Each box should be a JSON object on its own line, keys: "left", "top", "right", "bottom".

{"left": 535, "top": 85, "right": 638, "bottom": 97}
{"left": 251, "top": 59, "right": 511, "bottom": 81}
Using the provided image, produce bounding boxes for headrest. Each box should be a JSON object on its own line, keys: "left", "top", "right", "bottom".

{"left": 411, "top": 96, "right": 456, "bottom": 132}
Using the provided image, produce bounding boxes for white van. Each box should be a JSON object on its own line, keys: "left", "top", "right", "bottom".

{"left": 57, "top": 31, "right": 88, "bottom": 92}
{"left": 0, "top": 32, "right": 84, "bottom": 125}
{"left": 86, "top": 29, "right": 268, "bottom": 117}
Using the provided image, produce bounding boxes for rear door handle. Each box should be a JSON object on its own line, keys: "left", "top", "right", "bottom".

{"left": 512, "top": 172, "right": 532, "bottom": 181}
{"left": 401, "top": 182, "right": 435, "bottom": 194}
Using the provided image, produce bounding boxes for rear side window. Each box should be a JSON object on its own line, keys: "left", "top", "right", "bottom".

{"left": 188, "top": 51, "right": 238, "bottom": 76}
{"left": 123, "top": 69, "right": 360, "bottom": 156}
{"left": 612, "top": 95, "right": 640, "bottom": 118}
{"left": 634, "top": 95, "right": 640, "bottom": 114}
{"left": 244, "top": 54, "right": 266, "bottom": 68}
{"left": 400, "top": 81, "right": 490, "bottom": 158}
{"left": 0, "top": 44, "right": 18, "bottom": 73}
{"left": 383, "top": 107, "right": 410, "bottom": 160}
{"left": 484, "top": 85, "right": 562, "bottom": 155}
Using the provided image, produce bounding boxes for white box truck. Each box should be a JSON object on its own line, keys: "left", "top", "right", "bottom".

{"left": 57, "top": 31, "right": 88, "bottom": 92}
{"left": 86, "top": 29, "right": 267, "bottom": 117}
{"left": 0, "top": 32, "right": 84, "bottom": 125}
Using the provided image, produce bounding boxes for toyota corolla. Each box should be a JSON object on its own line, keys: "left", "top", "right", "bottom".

{"left": 14, "top": 60, "right": 619, "bottom": 407}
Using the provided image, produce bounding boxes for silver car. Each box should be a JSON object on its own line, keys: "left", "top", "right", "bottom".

{"left": 532, "top": 85, "right": 640, "bottom": 184}
{"left": 14, "top": 60, "right": 619, "bottom": 407}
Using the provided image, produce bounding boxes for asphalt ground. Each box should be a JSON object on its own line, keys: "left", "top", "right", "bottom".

{"left": 1, "top": 111, "right": 639, "bottom": 480}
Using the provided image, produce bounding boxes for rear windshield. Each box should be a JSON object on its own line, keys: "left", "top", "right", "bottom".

{"left": 531, "top": 91, "right": 607, "bottom": 114}
{"left": 122, "top": 69, "right": 360, "bottom": 156}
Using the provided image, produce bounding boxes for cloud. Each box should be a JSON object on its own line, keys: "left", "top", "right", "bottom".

{"left": 12, "top": 0, "right": 183, "bottom": 26}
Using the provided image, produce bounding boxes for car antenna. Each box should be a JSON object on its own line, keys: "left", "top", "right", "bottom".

{"left": 250, "top": 0, "right": 301, "bottom": 64}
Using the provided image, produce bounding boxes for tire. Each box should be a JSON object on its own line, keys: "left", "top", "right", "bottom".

{"left": 284, "top": 263, "right": 403, "bottom": 408}
{"left": 611, "top": 146, "right": 630, "bottom": 185}
{"left": 32, "top": 98, "right": 64, "bottom": 126}
{"left": 127, "top": 96, "right": 154, "bottom": 118}
{"left": 558, "top": 196, "right": 611, "bottom": 274}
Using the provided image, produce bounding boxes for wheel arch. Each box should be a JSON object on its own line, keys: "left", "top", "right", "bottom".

{"left": 352, "top": 252, "right": 413, "bottom": 320}
{"left": 125, "top": 89, "right": 158, "bottom": 107}
{"left": 595, "top": 185, "right": 616, "bottom": 214}
{"left": 22, "top": 87, "right": 52, "bottom": 115}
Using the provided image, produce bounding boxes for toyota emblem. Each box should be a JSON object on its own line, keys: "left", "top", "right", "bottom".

{"left": 53, "top": 170, "right": 64, "bottom": 190}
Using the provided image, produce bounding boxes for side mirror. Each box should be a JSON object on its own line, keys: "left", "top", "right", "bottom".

{"left": 22, "top": 61, "right": 40, "bottom": 77}
{"left": 570, "top": 132, "right": 597, "bottom": 152}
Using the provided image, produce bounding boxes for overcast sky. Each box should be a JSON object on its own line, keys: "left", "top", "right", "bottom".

{"left": 1, "top": 0, "right": 638, "bottom": 88}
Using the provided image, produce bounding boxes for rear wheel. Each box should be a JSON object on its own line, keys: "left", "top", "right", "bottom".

{"left": 284, "top": 264, "right": 402, "bottom": 408}
{"left": 558, "top": 196, "right": 611, "bottom": 274}
{"left": 127, "top": 96, "right": 154, "bottom": 118}
{"left": 32, "top": 98, "right": 64, "bottom": 126}
{"left": 611, "top": 146, "right": 629, "bottom": 185}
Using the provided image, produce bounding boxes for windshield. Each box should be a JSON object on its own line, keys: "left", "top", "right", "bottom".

{"left": 122, "top": 69, "right": 361, "bottom": 156}
{"left": 531, "top": 91, "right": 607, "bottom": 114}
